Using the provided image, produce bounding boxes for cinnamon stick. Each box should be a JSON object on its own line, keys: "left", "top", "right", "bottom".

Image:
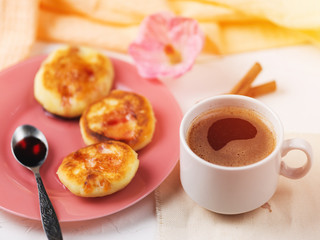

{"left": 245, "top": 80, "right": 277, "bottom": 97}
{"left": 229, "top": 62, "right": 262, "bottom": 94}
{"left": 228, "top": 62, "right": 276, "bottom": 98}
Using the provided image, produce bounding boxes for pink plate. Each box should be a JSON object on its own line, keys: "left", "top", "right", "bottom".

{"left": 0, "top": 55, "right": 182, "bottom": 222}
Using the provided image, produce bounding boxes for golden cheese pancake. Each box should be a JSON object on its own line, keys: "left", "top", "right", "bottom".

{"left": 80, "top": 90, "right": 156, "bottom": 151}
{"left": 34, "top": 45, "right": 114, "bottom": 118}
{"left": 57, "top": 140, "right": 139, "bottom": 197}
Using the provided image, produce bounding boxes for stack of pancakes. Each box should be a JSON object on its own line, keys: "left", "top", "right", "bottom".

{"left": 35, "top": 45, "right": 156, "bottom": 197}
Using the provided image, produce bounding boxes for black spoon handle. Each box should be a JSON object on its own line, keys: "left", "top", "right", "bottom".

{"left": 35, "top": 173, "right": 63, "bottom": 240}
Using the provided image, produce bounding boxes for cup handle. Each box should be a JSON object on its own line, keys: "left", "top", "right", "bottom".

{"left": 280, "top": 138, "right": 313, "bottom": 179}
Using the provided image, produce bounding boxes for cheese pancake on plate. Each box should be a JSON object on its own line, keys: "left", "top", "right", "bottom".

{"left": 80, "top": 90, "right": 156, "bottom": 151}
{"left": 57, "top": 140, "right": 139, "bottom": 197}
{"left": 34, "top": 45, "right": 114, "bottom": 118}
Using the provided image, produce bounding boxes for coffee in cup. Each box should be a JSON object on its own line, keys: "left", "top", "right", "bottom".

{"left": 187, "top": 106, "right": 276, "bottom": 167}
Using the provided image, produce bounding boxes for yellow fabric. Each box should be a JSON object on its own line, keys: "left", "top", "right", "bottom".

{"left": 37, "top": 8, "right": 139, "bottom": 53}
{"left": 1, "top": 0, "right": 320, "bottom": 70}
{"left": 0, "top": 0, "right": 38, "bottom": 70}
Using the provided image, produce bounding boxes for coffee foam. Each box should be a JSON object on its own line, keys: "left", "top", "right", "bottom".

{"left": 187, "top": 106, "right": 276, "bottom": 167}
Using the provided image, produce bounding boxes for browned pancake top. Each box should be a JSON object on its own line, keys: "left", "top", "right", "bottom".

{"left": 59, "top": 141, "right": 137, "bottom": 195}
{"left": 42, "top": 47, "right": 108, "bottom": 106}
{"left": 82, "top": 90, "right": 155, "bottom": 149}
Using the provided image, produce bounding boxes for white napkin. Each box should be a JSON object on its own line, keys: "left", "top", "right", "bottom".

{"left": 155, "top": 133, "right": 320, "bottom": 240}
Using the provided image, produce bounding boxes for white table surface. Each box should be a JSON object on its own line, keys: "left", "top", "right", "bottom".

{"left": 1, "top": 42, "right": 320, "bottom": 239}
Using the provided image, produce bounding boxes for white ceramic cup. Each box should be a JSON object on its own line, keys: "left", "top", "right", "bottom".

{"left": 180, "top": 95, "right": 313, "bottom": 214}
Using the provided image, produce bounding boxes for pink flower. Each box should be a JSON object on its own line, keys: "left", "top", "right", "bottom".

{"left": 128, "top": 12, "right": 204, "bottom": 79}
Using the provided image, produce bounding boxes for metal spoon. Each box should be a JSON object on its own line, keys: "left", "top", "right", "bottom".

{"left": 11, "top": 124, "right": 63, "bottom": 240}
